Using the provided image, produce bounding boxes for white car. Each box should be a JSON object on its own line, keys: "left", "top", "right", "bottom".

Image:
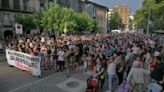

{"left": 111, "top": 29, "right": 121, "bottom": 33}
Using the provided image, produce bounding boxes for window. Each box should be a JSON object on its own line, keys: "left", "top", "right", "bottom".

{"left": 2, "top": 0, "right": 9, "bottom": 9}
{"left": 23, "top": 0, "right": 30, "bottom": 12}
{"left": 57, "top": 0, "right": 68, "bottom": 7}
{"left": 48, "top": 0, "right": 53, "bottom": 7}
{"left": 3, "top": 13, "right": 12, "bottom": 26}
{"left": 13, "top": 0, "right": 20, "bottom": 10}
{"left": 40, "top": 0, "right": 45, "bottom": 8}
{"left": 49, "top": 0, "right": 54, "bottom": 4}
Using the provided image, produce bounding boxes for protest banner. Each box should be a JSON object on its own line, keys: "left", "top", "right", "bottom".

{"left": 6, "top": 49, "right": 41, "bottom": 76}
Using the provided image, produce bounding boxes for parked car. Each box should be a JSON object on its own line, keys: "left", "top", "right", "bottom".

{"left": 111, "top": 29, "right": 121, "bottom": 33}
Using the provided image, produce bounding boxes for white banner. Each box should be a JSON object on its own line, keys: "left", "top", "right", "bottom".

{"left": 6, "top": 49, "right": 41, "bottom": 76}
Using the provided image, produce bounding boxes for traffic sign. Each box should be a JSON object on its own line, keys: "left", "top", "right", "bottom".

{"left": 15, "top": 23, "right": 23, "bottom": 34}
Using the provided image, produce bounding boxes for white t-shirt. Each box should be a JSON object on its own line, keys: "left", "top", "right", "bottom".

{"left": 125, "top": 52, "right": 132, "bottom": 61}
{"left": 84, "top": 61, "right": 88, "bottom": 68}
{"left": 67, "top": 41, "right": 71, "bottom": 46}
{"left": 96, "top": 64, "right": 101, "bottom": 72}
{"left": 154, "top": 51, "right": 160, "bottom": 56}
{"left": 132, "top": 46, "right": 140, "bottom": 54}
{"left": 145, "top": 53, "right": 151, "bottom": 63}
{"left": 41, "top": 37, "right": 45, "bottom": 43}
{"left": 29, "top": 43, "right": 33, "bottom": 48}
{"left": 57, "top": 51, "right": 65, "bottom": 61}
{"left": 149, "top": 40, "right": 155, "bottom": 48}
{"left": 107, "top": 63, "right": 116, "bottom": 75}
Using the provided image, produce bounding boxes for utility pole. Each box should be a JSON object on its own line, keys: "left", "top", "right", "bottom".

{"left": 146, "top": 7, "right": 151, "bottom": 35}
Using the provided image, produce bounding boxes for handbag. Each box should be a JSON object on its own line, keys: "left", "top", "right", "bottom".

{"left": 100, "top": 74, "right": 105, "bottom": 80}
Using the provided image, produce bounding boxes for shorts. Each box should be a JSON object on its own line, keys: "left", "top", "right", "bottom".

{"left": 76, "top": 55, "right": 80, "bottom": 62}
{"left": 53, "top": 55, "right": 58, "bottom": 60}
{"left": 57, "top": 61, "right": 65, "bottom": 66}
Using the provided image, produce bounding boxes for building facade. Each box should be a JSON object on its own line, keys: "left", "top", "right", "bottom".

{"left": 95, "top": 4, "right": 108, "bottom": 33}
{"left": 81, "top": 0, "right": 108, "bottom": 33}
{"left": 0, "top": 0, "right": 56, "bottom": 39}
{"left": 129, "top": 15, "right": 134, "bottom": 30}
{"left": 57, "top": 0, "right": 80, "bottom": 12}
{"left": 107, "top": 9, "right": 113, "bottom": 21}
{"left": 0, "top": 0, "right": 108, "bottom": 40}
{"left": 0, "top": 0, "right": 33, "bottom": 39}
{"left": 56, "top": 0, "right": 109, "bottom": 33}
{"left": 114, "top": 6, "right": 130, "bottom": 31}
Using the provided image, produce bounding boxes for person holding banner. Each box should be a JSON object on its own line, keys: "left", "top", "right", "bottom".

{"left": 57, "top": 47, "right": 65, "bottom": 71}
{"left": 40, "top": 44, "right": 48, "bottom": 70}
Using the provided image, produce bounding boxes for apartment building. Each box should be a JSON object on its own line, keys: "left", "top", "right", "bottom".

{"left": 56, "top": 0, "right": 109, "bottom": 33}
{"left": 0, "top": 0, "right": 55, "bottom": 39}
{"left": 114, "top": 6, "right": 130, "bottom": 31}
{"left": 81, "top": 0, "right": 108, "bottom": 33}
{"left": 0, "top": 0, "right": 108, "bottom": 39}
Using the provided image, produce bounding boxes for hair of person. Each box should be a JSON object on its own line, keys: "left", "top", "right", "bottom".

{"left": 155, "top": 56, "right": 161, "bottom": 61}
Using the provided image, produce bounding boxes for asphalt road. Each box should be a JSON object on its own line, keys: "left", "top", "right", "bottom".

{"left": 0, "top": 53, "right": 118, "bottom": 92}
{"left": 0, "top": 53, "right": 56, "bottom": 92}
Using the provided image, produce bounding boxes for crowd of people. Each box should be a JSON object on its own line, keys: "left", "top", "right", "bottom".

{"left": 5, "top": 32, "right": 164, "bottom": 92}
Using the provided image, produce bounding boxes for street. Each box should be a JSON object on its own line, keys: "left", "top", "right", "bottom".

{"left": 0, "top": 53, "right": 118, "bottom": 92}
{"left": 0, "top": 53, "right": 91, "bottom": 92}
{"left": 0, "top": 57, "right": 117, "bottom": 92}
{"left": 0, "top": 53, "right": 57, "bottom": 92}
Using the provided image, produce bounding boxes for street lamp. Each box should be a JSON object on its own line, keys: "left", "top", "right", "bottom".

{"left": 80, "top": 0, "right": 86, "bottom": 12}
{"left": 63, "top": 22, "right": 68, "bottom": 34}
{"left": 146, "top": 5, "right": 151, "bottom": 35}
{"left": 0, "top": 22, "right": 2, "bottom": 39}
{"left": 159, "top": 16, "right": 163, "bottom": 30}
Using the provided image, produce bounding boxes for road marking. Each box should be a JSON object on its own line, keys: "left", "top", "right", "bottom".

{"left": 9, "top": 72, "right": 62, "bottom": 92}
{"left": 56, "top": 77, "right": 86, "bottom": 92}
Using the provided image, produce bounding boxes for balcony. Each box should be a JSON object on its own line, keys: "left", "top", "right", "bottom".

{"left": 0, "top": 4, "right": 35, "bottom": 13}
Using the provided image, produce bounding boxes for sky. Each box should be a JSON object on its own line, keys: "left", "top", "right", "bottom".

{"left": 89, "top": 0, "right": 144, "bottom": 15}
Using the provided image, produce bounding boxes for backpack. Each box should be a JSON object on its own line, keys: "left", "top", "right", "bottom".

{"left": 147, "top": 83, "right": 163, "bottom": 92}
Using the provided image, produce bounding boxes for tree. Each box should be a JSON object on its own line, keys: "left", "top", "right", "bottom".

{"left": 73, "top": 12, "right": 99, "bottom": 34}
{"left": 60, "top": 7, "right": 77, "bottom": 33}
{"left": 35, "top": 3, "right": 99, "bottom": 34}
{"left": 36, "top": 3, "right": 77, "bottom": 33}
{"left": 92, "top": 21, "right": 100, "bottom": 33}
{"left": 15, "top": 15, "right": 36, "bottom": 34}
{"left": 134, "top": 0, "right": 164, "bottom": 31}
{"left": 108, "top": 12, "right": 123, "bottom": 30}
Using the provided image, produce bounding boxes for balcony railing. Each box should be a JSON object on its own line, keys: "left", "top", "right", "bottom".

{"left": 0, "top": 4, "right": 35, "bottom": 13}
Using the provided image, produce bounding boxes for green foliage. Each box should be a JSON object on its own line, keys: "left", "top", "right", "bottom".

{"left": 15, "top": 15, "right": 36, "bottom": 34}
{"left": 109, "top": 12, "right": 123, "bottom": 30}
{"left": 134, "top": 0, "right": 164, "bottom": 31}
{"left": 36, "top": 3, "right": 99, "bottom": 34}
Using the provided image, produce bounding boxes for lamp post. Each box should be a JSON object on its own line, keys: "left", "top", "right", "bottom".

{"left": 146, "top": 6, "right": 151, "bottom": 35}
{"left": 64, "top": 22, "right": 68, "bottom": 34}
{"left": 159, "top": 16, "right": 163, "bottom": 30}
{"left": 80, "top": 0, "right": 85, "bottom": 12}
{"left": 0, "top": 22, "right": 2, "bottom": 40}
